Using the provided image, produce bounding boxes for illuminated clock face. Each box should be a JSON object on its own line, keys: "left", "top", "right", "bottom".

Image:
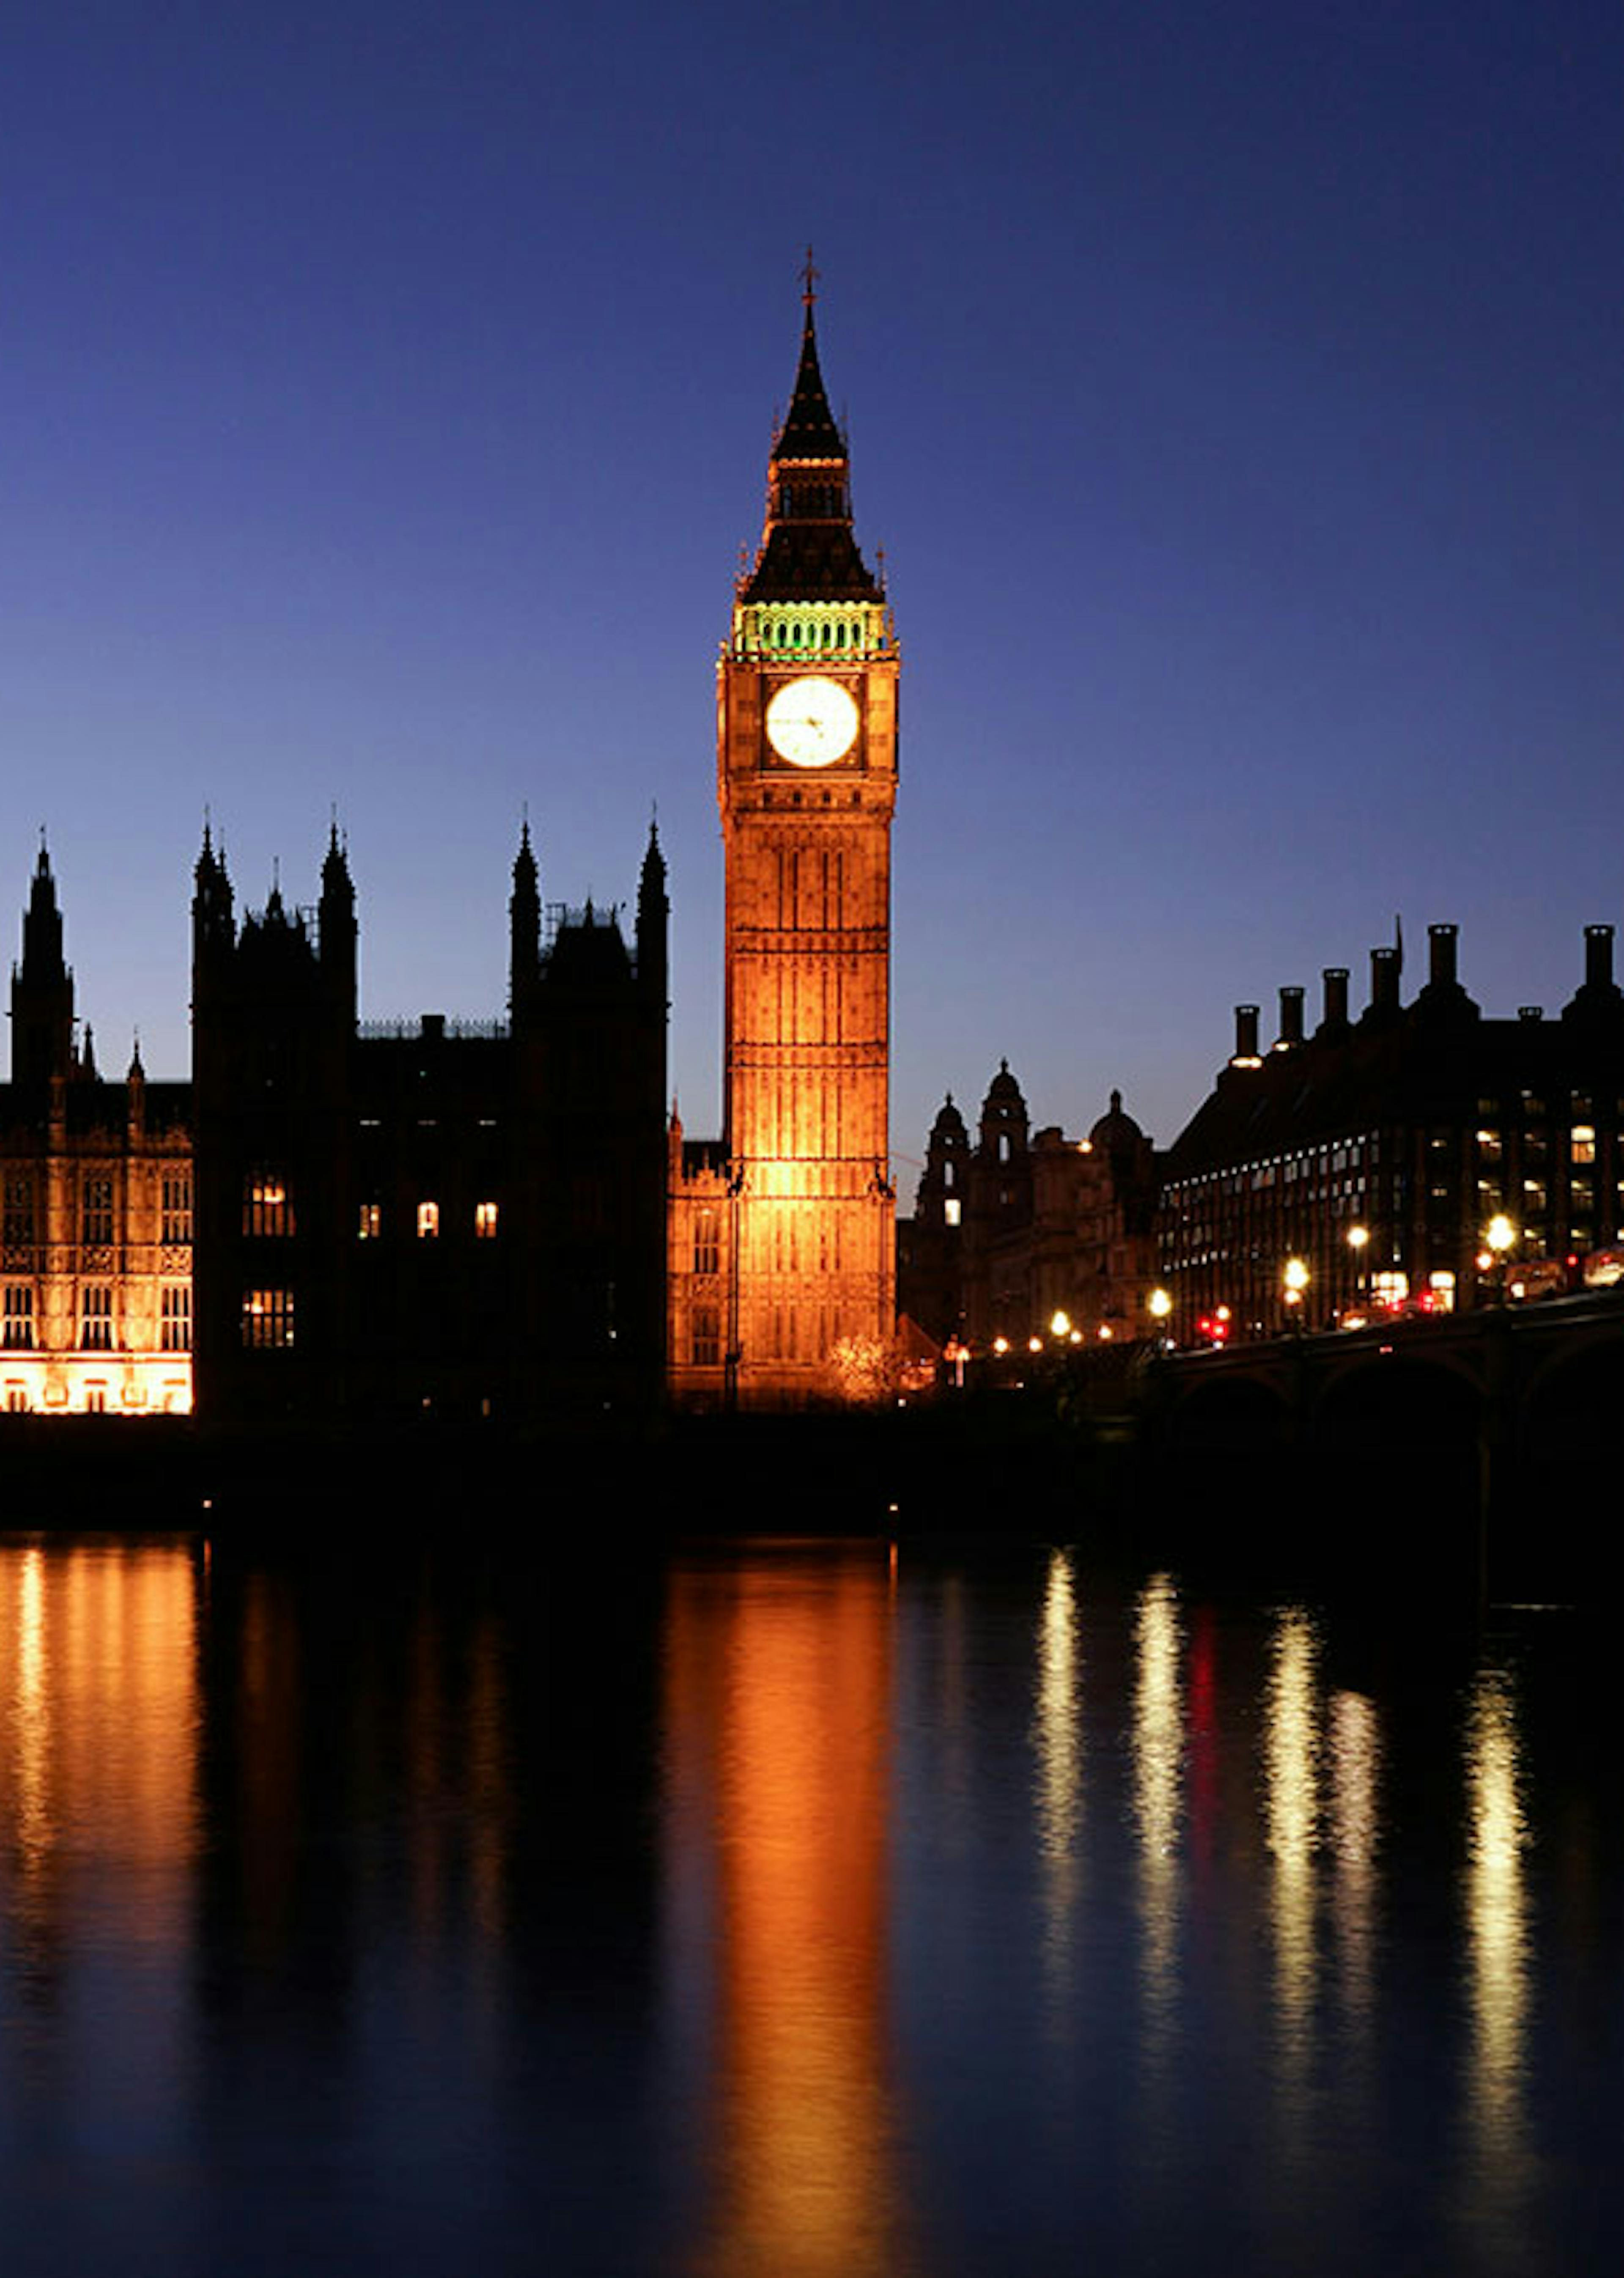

{"left": 764, "top": 675, "right": 860, "bottom": 768}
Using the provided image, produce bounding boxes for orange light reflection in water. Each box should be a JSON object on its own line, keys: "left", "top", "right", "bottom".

{"left": 1, "top": 1540, "right": 200, "bottom": 1969}
{"left": 664, "top": 1547, "right": 906, "bottom": 2278}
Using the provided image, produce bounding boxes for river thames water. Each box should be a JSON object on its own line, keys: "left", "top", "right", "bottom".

{"left": 0, "top": 1527, "right": 1617, "bottom": 2275}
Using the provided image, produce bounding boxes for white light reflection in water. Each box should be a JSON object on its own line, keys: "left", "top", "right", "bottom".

{"left": 1132, "top": 1573, "right": 1183, "bottom": 2083}
{"left": 1263, "top": 1608, "right": 1322, "bottom": 2096}
{"left": 1031, "top": 1548, "right": 1082, "bottom": 2014}
{"left": 1329, "top": 1688, "right": 1380, "bottom": 2039}
{"left": 1460, "top": 1663, "right": 1533, "bottom": 2257}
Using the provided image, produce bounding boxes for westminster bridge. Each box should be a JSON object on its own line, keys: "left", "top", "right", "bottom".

{"left": 1145, "top": 1289, "right": 1624, "bottom": 1463}
{"left": 1128, "top": 1291, "right": 1624, "bottom": 1590}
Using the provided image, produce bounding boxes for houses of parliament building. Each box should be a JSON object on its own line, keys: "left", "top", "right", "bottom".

{"left": 0, "top": 279, "right": 902, "bottom": 1423}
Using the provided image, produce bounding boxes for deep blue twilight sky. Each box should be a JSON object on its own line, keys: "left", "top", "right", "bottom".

{"left": 2, "top": 1, "right": 1619, "bottom": 1179}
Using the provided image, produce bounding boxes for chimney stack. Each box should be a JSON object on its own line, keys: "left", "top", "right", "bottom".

{"left": 1322, "top": 967, "right": 1350, "bottom": 1028}
{"left": 1370, "top": 946, "right": 1400, "bottom": 1016}
{"left": 1586, "top": 923, "right": 1615, "bottom": 989}
{"left": 1275, "top": 986, "right": 1305, "bottom": 1049}
{"left": 1231, "top": 1004, "right": 1261, "bottom": 1064}
{"left": 1428, "top": 922, "right": 1458, "bottom": 989}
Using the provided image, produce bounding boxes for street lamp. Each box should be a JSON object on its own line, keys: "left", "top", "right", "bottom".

{"left": 1283, "top": 1255, "right": 1309, "bottom": 1332}
{"left": 1484, "top": 1212, "right": 1517, "bottom": 1305}
{"left": 1148, "top": 1286, "right": 1173, "bottom": 1352}
{"left": 1345, "top": 1223, "right": 1369, "bottom": 1320}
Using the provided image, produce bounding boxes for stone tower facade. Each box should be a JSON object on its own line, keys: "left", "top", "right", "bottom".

{"left": 670, "top": 272, "right": 899, "bottom": 1406}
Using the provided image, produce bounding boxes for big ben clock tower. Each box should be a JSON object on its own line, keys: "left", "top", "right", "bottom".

{"left": 669, "top": 263, "right": 899, "bottom": 1406}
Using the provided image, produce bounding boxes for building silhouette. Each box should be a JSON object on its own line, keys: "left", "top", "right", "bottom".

{"left": 191, "top": 821, "right": 667, "bottom": 1426}
{"left": 1158, "top": 923, "right": 1624, "bottom": 1336}
{"left": 669, "top": 272, "right": 899, "bottom": 1406}
{"left": 898, "top": 1066, "right": 1160, "bottom": 1353}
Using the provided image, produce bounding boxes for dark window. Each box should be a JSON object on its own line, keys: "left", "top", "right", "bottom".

{"left": 82, "top": 1176, "right": 114, "bottom": 1246}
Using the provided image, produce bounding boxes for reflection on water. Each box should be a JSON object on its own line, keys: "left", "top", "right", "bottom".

{"left": 1132, "top": 1574, "right": 1182, "bottom": 2075}
{"left": 1461, "top": 1662, "right": 1533, "bottom": 2258}
{"left": 0, "top": 1531, "right": 1614, "bottom": 2277}
{"left": 2, "top": 1539, "right": 199, "bottom": 1959}
{"left": 1263, "top": 1606, "right": 1321, "bottom": 2080}
{"left": 1032, "top": 1549, "right": 1082, "bottom": 2008}
{"left": 662, "top": 1544, "right": 904, "bottom": 2278}
{"left": 1328, "top": 1687, "right": 1381, "bottom": 2036}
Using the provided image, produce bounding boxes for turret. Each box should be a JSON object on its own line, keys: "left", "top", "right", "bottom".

{"left": 126, "top": 1035, "right": 145, "bottom": 1140}
{"left": 10, "top": 839, "right": 76, "bottom": 1095}
{"left": 191, "top": 820, "right": 236, "bottom": 1006}
{"left": 917, "top": 1092, "right": 972, "bottom": 1220}
{"left": 636, "top": 819, "right": 668, "bottom": 1003}
{"left": 978, "top": 1060, "right": 1029, "bottom": 1165}
{"left": 509, "top": 818, "right": 540, "bottom": 1011}
{"left": 318, "top": 820, "right": 357, "bottom": 1017}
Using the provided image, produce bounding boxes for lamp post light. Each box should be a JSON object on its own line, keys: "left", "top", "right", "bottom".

{"left": 1345, "top": 1223, "right": 1369, "bottom": 1321}
{"left": 1484, "top": 1213, "right": 1517, "bottom": 1305}
{"left": 1148, "top": 1286, "right": 1173, "bottom": 1353}
{"left": 1282, "top": 1255, "right": 1309, "bottom": 1333}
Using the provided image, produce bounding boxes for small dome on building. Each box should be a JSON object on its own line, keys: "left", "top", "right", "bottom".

{"left": 1088, "top": 1088, "right": 1144, "bottom": 1154}
{"left": 929, "top": 1093, "right": 969, "bottom": 1145}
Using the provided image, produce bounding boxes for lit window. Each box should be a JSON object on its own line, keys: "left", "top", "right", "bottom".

{"left": 358, "top": 1202, "right": 381, "bottom": 1239}
{"left": 417, "top": 1201, "right": 439, "bottom": 1240}
{"left": 475, "top": 1201, "right": 499, "bottom": 1240}
{"left": 944, "top": 1198, "right": 962, "bottom": 1228}
{"left": 1475, "top": 1129, "right": 1502, "bottom": 1164}
{"left": 2, "top": 1286, "right": 33, "bottom": 1350}
{"left": 161, "top": 1286, "right": 191, "bottom": 1352}
{"left": 81, "top": 1285, "right": 113, "bottom": 1350}
{"left": 244, "top": 1176, "right": 294, "bottom": 1238}
{"left": 242, "top": 1289, "right": 295, "bottom": 1348}
{"left": 692, "top": 1305, "right": 721, "bottom": 1367}
{"left": 693, "top": 1209, "right": 720, "bottom": 1276}
{"left": 162, "top": 1174, "right": 193, "bottom": 1245}
{"left": 5, "top": 1384, "right": 27, "bottom": 1413}
{"left": 82, "top": 1175, "right": 114, "bottom": 1246}
{"left": 1572, "top": 1124, "right": 1597, "bottom": 1165}
{"left": 84, "top": 1383, "right": 107, "bottom": 1414}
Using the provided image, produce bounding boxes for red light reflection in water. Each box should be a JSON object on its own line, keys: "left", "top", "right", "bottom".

{"left": 662, "top": 1544, "right": 907, "bottom": 2278}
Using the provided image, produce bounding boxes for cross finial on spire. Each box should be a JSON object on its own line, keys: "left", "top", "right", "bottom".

{"left": 802, "top": 244, "right": 819, "bottom": 312}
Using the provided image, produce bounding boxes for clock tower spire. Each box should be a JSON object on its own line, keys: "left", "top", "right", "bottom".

{"left": 671, "top": 268, "right": 899, "bottom": 1406}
